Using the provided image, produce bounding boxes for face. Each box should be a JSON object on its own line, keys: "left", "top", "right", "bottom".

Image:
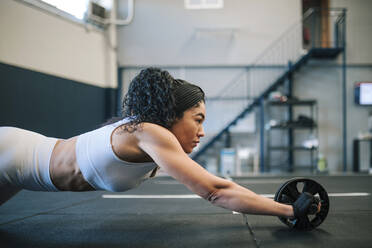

{"left": 170, "top": 101, "right": 206, "bottom": 154}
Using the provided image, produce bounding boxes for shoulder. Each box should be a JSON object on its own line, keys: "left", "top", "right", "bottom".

{"left": 136, "top": 123, "right": 177, "bottom": 144}
{"left": 135, "top": 122, "right": 183, "bottom": 153}
{"left": 139, "top": 122, "right": 169, "bottom": 134}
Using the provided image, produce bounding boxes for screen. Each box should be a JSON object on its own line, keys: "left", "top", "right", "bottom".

{"left": 355, "top": 82, "right": 372, "bottom": 105}
{"left": 360, "top": 83, "right": 372, "bottom": 105}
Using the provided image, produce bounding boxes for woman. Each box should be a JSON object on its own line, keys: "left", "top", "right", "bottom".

{"left": 0, "top": 67, "right": 317, "bottom": 220}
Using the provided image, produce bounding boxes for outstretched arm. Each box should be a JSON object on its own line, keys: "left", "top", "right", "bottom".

{"left": 137, "top": 123, "right": 294, "bottom": 218}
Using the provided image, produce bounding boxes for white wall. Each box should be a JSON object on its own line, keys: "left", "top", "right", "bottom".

{"left": 117, "top": 0, "right": 372, "bottom": 173}
{"left": 331, "top": 0, "right": 372, "bottom": 65}
{"left": 293, "top": 0, "right": 372, "bottom": 171}
{"left": 117, "top": 0, "right": 302, "bottom": 142}
{"left": 117, "top": 0, "right": 301, "bottom": 66}
{"left": 0, "top": 0, "right": 117, "bottom": 88}
{"left": 295, "top": 63, "right": 372, "bottom": 172}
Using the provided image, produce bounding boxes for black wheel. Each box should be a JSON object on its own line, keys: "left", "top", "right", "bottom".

{"left": 274, "top": 178, "right": 330, "bottom": 230}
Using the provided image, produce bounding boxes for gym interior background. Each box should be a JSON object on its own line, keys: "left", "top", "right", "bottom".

{"left": 0, "top": 0, "right": 371, "bottom": 176}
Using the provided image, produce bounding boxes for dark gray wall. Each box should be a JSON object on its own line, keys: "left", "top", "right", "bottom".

{"left": 0, "top": 62, "right": 117, "bottom": 138}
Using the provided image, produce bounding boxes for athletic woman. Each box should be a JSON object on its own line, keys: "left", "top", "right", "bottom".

{"left": 0, "top": 67, "right": 318, "bottom": 219}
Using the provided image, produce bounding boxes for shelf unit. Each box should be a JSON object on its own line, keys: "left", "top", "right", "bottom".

{"left": 266, "top": 99, "right": 318, "bottom": 172}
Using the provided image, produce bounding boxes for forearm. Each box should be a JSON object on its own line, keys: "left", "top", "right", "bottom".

{"left": 208, "top": 182, "right": 294, "bottom": 218}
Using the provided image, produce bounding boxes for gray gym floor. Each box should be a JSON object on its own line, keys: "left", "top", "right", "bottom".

{"left": 1, "top": 175, "right": 371, "bottom": 248}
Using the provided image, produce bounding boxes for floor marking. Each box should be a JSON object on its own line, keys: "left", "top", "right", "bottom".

{"left": 102, "top": 194, "right": 201, "bottom": 199}
{"left": 155, "top": 179, "right": 286, "bottom": 185}
{"left": 260, "top": 194, "right": 275, "bottom": 198}
{"left": 102, "top": 192, "right": 370, "bottom": 199}
{"left": 328, "top": 192, "right": 370, "bottom": 197}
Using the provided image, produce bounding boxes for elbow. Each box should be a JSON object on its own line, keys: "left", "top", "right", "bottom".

{"left": 206, "top": 188, "right": 223, "bottom": 205}
{"left": 204, "top": 180, "right": 235, "bottom": 205}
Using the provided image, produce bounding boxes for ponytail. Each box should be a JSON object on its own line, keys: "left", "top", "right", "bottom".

{"left": 105, "top": 67, "right": 205, "bottom": 130}
{"left": 122, "top": 67, "right": 181, "bottom": 128}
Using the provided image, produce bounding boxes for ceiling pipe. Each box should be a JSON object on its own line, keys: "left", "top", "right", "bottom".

{"left": 106, "top": 0, "right": 134, "bottom": 26}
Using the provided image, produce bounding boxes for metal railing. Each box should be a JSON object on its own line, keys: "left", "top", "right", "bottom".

{"left": 193, "top": 8, "right": 346, "bottom": 164}
{"left": 303, "top": 8, "right": 346, "bottom": 49}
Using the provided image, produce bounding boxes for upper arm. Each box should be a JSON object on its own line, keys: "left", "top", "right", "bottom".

{"left": 137, "top": 123, "right": 231, "bottom": 199}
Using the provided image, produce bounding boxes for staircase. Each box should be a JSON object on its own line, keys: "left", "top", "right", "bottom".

{"left": 192, "top": 8, "right": 346, "bottom": 171}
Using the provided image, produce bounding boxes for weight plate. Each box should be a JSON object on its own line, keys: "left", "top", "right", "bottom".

{"left": 274, "top": 178, "right": 329, "bottom": 230}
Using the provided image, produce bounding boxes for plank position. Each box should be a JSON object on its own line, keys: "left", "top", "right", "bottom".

{"left": 0, "top": 67, "right": 317, "bottom": 219}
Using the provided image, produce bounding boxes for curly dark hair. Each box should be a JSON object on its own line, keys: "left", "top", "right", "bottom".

{"left": 118, "top": 67, "right": 204, "bottom": 129}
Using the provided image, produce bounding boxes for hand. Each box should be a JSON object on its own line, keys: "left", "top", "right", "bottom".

{"left": 292, "top": 192, "right": 318, "bottom": 218}
{"left": 311, "top": 196, "right": 321, "bottom": 214}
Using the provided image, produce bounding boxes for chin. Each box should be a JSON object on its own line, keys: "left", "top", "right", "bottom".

{"left": 183, "top": 147, "right": 193, "bottom": 154}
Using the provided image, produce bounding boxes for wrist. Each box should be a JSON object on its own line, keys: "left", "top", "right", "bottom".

{"left": 277, "top": 202, "right": 295, "bottom": 218}
{"left": 287, "top": 205, "right": 295, "bottom": 218}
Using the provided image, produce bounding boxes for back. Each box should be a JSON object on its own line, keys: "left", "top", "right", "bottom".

{"left": 76, "top": 118, "right": 158, "bottom": 192}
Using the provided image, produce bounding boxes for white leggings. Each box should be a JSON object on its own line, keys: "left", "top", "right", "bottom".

{"left": 0, "top": 127, "right": 59, "bottom": 205}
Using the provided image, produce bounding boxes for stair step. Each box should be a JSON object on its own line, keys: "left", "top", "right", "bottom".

{"left": 311, "top": 48, "right": 343, "bottom": 59}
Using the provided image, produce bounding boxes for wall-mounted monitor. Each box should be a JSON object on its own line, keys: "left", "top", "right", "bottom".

{"left": 355, "top": 82, "right": 372, "bottom": 105}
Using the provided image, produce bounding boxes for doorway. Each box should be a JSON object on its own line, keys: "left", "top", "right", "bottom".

{"left": 302, "top": 0, "right": 330, "bottom": 48}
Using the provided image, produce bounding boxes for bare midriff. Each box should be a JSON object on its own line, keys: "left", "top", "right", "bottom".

{"left": 49, "top": 137, "right": 95, "bottom": 191}
{"left": 49, "top": 125, "right": 155, "bottom": 192}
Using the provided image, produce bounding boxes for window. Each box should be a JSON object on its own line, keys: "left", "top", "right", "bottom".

{"left": 185, "top": 0, "right": 224, "bottom": 9}
{"left": 40, "top": 0, "right": 89, "bottom": 19}
{"left": 21, "top": 0, "right": 112, "bottom": 24}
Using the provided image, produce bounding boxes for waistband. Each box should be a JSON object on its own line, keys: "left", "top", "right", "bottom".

{"left": 26, "top": 137, "right": 59, "bottom": 192}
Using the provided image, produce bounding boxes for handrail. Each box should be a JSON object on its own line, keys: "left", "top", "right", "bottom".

{"left": 193, "top": 51, "right": 314, "bottom": 161}
{"left": 193, "top": 8, "right": 346, "bottom": 162}
{"left": 303, "top": 8, "right": 315, "bottom": 20}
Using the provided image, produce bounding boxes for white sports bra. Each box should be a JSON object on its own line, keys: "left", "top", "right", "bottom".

{"left": 75, "top": 117, "right": 158, "bottom": 192}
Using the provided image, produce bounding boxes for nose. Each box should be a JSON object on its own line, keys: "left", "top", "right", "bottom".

{"left": 198, "top": 125, "right": 205, "bottom": 138}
